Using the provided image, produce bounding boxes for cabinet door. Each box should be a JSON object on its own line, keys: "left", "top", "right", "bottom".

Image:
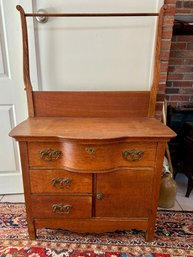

{"left": 95, "top": 169, "right": 154, "bottom": 218}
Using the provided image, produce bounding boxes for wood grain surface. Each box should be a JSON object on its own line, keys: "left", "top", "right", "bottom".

{"left": 28, "top": 141, "right": 157, "bottom": 171}
{"left": 30, "top": 170, "right": 92, "bottom": 194}
{"left": 31, "top": 195, "right": 92, "bottom": 218}
{"left": 10, "top": 117, "right": 176, "bottom": 141}
{"left": 33, "top": 91, "right": 150, "bottom": 118}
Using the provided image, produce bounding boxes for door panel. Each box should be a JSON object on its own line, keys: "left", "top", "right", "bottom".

{"left": 0, "top": 105, "right": 18, "bottom": 171}
{"left": 0, "top": 0, "right": 27, "bottom": 193}
{"left": 95, "top": 169, "right": 154, "bottom": 218}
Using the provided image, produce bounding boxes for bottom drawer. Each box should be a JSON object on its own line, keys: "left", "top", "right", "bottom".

{"left": 31, "top": 195, "right": 92, "bottom": 218}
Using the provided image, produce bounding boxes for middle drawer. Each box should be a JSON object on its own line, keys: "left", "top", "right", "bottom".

{"left": 30, "top": 170, "right": 92, "bottom": 194}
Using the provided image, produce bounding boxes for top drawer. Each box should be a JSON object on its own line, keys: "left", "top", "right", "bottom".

{"left": 28, "top": 141, "right": 157, "bottom": 171}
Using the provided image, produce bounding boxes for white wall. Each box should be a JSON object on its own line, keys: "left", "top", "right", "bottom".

{"left": 26, "top": 0, "right": 164, "bottom": 91}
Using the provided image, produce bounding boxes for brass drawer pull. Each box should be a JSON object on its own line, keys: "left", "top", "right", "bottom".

{"left": 123, "top": 149, "right": 144, "bottom": 161}
{"left": 40, "top": 148, "right": 62, "bottom": 161}
{"left": 52, "top": 204, "right": 72, "bottom": 215}
{"left": 51, "top": 178, "right": 72, "bottom": 189}
{"left": 96, "top": 192, "right": 104, "bottom": 200}
{"left": 85, "top": 147, "right": 96, "bottom": 154}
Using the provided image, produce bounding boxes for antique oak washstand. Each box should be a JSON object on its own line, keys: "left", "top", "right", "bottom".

{"left": 10, "top": 4, "right": 175, "bottom": 241}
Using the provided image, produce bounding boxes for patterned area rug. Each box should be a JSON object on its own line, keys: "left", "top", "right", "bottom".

{"left": 0, "top": 203, "right": 193, "bottom": 257}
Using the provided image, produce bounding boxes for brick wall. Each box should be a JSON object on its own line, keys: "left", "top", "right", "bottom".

{"left": 166, "top": 35, "right": 193, "bottom": 107}
{"left": 165, "top": 0, "right": 193, "bottom": 108}
{"left": 176, "top": 0, "right": 193, "bottom": 14}
{"left": 155, "top": 0, "right": 177, "bottom": 119}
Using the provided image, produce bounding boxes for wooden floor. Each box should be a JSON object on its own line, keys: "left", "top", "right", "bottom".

{"left": 0, "top": 173, "right": 192, "bottom": 211}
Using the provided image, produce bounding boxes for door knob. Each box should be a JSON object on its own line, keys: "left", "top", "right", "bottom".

{"left": 96, "top": 192, "right": 104, "bottom": 200}
{"left": 35, "top": 9, "right": 48, "bottom": 23}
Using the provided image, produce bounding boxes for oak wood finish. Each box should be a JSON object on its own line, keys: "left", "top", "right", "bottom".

{"left": 33, "top": 91, "right": 150, "bottom": 118}
{"left": 95, "top": 169, "right": 154, "bottom": 217}
{"left": 19, "top": 142, "right": 36, "bottom": 240}
{"left": 10, "top": 5, "right": 176, "bottom": 242}
{"left": 28, "top": 141, "right": 157, "bottom": 170}
{"left": 10, "top": 117, "right": 174, "bottom": 141}
{"left": 145, "top": 142, "right": 166, "bottom": 241}
{"left": 30, "top": 170, "right": 92, "bottom": 194}
{"left": 31, "top": 195, "right": 92, "bottom": 218}
{"left": 16, "top": 5, "right": 34, "bottom": 117}
{"left": 148, "top": 5, "right": 166, "bottom": 117}
{"left": 11, "top": 118, "right": 175, "bottom": 241}
{"left": 35, "top": 218, "right": 149, "bottom": 233}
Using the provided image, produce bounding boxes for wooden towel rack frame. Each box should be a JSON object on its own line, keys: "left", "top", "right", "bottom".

{"left": 16, "top": 4, "right": 166, "bottom": 118}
